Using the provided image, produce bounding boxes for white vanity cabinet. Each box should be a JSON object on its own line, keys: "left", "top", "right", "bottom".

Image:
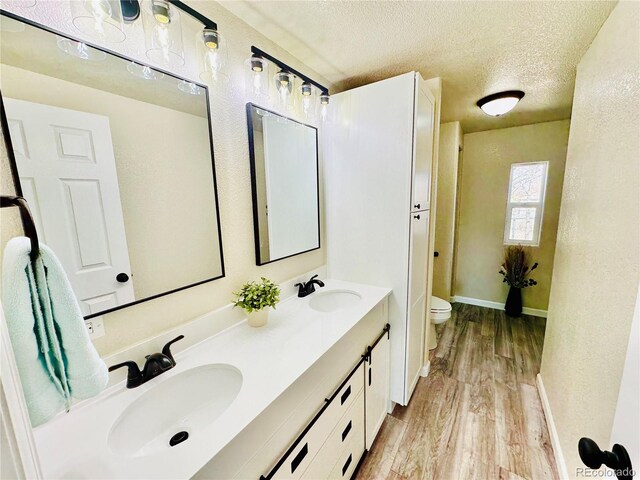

{"left": 364, "top": 330, "right": 390, "bottom": 449}
{"left": 263, "top": 325, "right": 389, "bottom": 480}
{"left": 194, "top": 296, "right": 391, "bottom": 480}
{"left": 325, "top": 71, "right": 438, "bottom": 406}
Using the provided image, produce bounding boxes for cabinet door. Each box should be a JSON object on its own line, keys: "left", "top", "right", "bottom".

{"left": 405, "top": 211, "right": 429, "bottom": 403}
{"left": 365, "top": 333, "right": 390, "bottom": 449}
{"left": 411, "top": 76, "right": 436, "bottom": 212}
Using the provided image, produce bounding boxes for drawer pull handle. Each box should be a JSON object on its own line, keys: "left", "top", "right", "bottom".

{"left": 341, "top": 385, "right": 351, "bottom": 405}
{"left": 290, "top": 443, "right": 308, "bottom": 474}
{"left": 341, "top": 421, "right": 352, "bottom": 442}
{"left": 342, "top": 454, "right": 352, "bottom": 476}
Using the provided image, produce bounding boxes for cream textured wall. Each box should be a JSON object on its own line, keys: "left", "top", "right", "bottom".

{"left": 432, "top": 121, "right": 462, "bottom": 300}
{"left": 455, "top": 120, "right": 570, "bottom": 310}
{"left": 0, "top": 1, "right": 330, "bottom": 356}
{"left": 1, "top": 65, "right": 220, "bottom": 300}
{"left": 540, "top": 2, "right": 640, "bottom": 476}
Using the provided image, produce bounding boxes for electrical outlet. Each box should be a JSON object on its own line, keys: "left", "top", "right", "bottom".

{"left": 85, "top": 316, "right": 105, "bottom": 340}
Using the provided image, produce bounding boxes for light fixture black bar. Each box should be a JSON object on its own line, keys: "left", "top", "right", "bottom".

{"left": 168, "top": 0, "right": 217, "bottom": 29}
{"left": 251, "top": 46, "right": 329, "bottom": 94}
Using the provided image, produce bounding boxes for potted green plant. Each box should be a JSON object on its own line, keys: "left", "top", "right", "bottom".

{"left": 498, "top": 245, "right": 538, "bottom": 317}
{"left": 233, "top": 277, "right": 281, "bottom": 327}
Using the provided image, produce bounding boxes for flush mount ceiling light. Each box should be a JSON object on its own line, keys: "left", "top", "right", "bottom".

{"left": 477, "top": 90, "right": 525, "bottom": 116}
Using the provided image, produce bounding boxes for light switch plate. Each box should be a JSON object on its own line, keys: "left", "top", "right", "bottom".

{"left": 85, "top": 316, "right": 105, "bottom": 340}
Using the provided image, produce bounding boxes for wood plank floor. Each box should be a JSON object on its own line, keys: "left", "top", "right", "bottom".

{"left": 355, "top": 303, "right": 558, "bottom": 480}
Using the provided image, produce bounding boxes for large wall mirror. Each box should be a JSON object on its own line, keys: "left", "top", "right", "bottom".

{"left": 246, "top": 104, "right": 320, "bottom": 265}
{"left": 0, "top": 13, "right": 225, "bottom": 318}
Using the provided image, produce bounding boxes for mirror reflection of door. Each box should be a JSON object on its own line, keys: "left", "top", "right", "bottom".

{"left": 0, "top": 14, "right": 225, "bottom": 318}
{"left": 5, "top": 98, "right": 135, "bottom": 316}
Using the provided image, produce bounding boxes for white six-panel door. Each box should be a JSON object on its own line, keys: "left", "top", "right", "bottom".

{"left": 5, "top": 98, "right": 134, "bottom": 315}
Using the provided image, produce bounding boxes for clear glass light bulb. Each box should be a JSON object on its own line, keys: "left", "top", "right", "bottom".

{"left": 153, "top": 23, "right": 171, "bottom": 63}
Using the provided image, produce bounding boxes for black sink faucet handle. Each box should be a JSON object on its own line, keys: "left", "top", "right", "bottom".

{"left": 161, "top": 335, "right": 185, "bottom": 365}
{"left": 308, "top": 275, "right": 325, "bottom": 288}
{"left": 108, "top": 360, "right": 143, "bottom": 388}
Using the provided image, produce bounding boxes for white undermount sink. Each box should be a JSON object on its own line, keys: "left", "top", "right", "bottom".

{"left": 308, "top": 289, "right": 362, "bottom": 313}
{"left": 108, "top": 364, "right": 242, "bottom": 457}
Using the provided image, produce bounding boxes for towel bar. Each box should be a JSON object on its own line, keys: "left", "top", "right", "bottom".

{"left": 0, "top": 195, "right": 40, "bottom": 260}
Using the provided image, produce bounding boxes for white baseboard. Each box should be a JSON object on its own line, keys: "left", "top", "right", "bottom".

{"left": 452, "top": 295, "right": 548, "bottom": 318}
{"left": 536, "top": 374, "right": 569, "bottom": 479}
{"left": 420, "top": 360, "right": 430, "bottom": 378}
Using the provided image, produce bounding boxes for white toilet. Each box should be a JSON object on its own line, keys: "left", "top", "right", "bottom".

{"left": 428, "top": 296, "right": 452, "bottom": 350}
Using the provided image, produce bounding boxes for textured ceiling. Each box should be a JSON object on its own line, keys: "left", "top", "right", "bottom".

{"left": 218, "top": 0, "right": 617, "bottom": 133}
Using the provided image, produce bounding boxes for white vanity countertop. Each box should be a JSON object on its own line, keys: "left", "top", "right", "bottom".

{"left": 33, "top": 279, "right": 391, "bottom": 479}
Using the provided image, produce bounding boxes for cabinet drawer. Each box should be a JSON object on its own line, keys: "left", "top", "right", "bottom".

{"left": 321, "top": 362, "right": 364, "bottom": 435}
{"left": 270, "top": 363, "right": 364, "bottom": 480}
{"left": 327, "top": 420, "right": 365, "bottom": 480}
{"left": 302, "top": 389, "right": 364, "bottom": 479}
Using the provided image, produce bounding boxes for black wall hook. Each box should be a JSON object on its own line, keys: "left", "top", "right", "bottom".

{"left": 578, "top": 437, "right": 634, "bottom": 480}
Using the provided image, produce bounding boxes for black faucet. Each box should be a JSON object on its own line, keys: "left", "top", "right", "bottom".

{"left": 109, "top": 335, "right": 184, "bottom": 388}
{"left": 295, "top": 275, "right": 325, "bottom": 298}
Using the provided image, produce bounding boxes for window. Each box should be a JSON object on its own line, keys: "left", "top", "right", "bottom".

{"left": 504, "top": 161, "right": 548, "bottom": 246}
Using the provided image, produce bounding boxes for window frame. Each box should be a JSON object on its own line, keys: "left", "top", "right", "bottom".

{"left": 503, "top": 161, "right": 549, "bottom": 247}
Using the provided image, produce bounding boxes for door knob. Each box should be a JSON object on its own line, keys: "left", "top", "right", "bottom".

{"left": 116, "top": 273, "right": 130, "bottom": 283}
{"left": 434, "top": 251, "right": 439, "bottom": 257}
{"left": 578, "top": 437, "right": 633, "bottom": 480}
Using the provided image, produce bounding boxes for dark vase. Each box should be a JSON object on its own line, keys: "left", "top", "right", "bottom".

{"left": 505, "top": 286, "right": 522, "bottom": 317}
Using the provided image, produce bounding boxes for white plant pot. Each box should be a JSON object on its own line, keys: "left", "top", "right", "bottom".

{"left": 247, "top": 308, "right": 269, "bottom": 328}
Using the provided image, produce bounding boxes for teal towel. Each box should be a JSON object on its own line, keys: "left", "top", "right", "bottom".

{"left": 2, "top": 237, "right": 108, "bottom": 427}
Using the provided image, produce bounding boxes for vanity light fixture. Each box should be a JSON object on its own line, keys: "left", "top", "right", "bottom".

{"left": 151, "top": 0, "right": 171, "bottom": 24}
{"left": 142, "top": 0, "right": 185, "bottom": 68}
{"left": 198, "top": 27, "right": 227, "bottom": 83}
{"left": 320, "top": 92, "right": 330, "bottom": 121}
{"left": 301, "top": 82, "right": 312, "bottom": 97}
{"left": 477, "top": 90, "right": 525, "bottom": 116}
{"left": 120, "top": 0, "right": 141, "bottom": 22}
{"left": 250, "top": 53, "right": 264, "bottom": 72}
{"left": 69, "top": 0, "right": 126, "bottom": 43}
{"left": 202, "top": 27, "right": 218, "bottom": 49}
{"left": 56, "top": 36, "right": 107, "bottom": 61}
{"left": 245, "top": 54, "right": 269, "bottom": 101}
{"left": 127, "top": 61, "right": 164, "bottom": 80}
{"left": 300, "top": 82, "right": 316, "bottom": 119}
{"left": 274, "top": 71, "right": 295, "bottom": 109}
{"left": 249, "top": 46, "right": 330, "bottom": 117}
{"left": 275, "top": 70, "right": 294, "bottom": 92}
{"left": 177, "top": 80, "right": 202, "bottom": 95}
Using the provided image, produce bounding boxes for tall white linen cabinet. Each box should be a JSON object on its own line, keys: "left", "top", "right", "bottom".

{"left": 325, "top": 72, "right": 441, "bottom": 406}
